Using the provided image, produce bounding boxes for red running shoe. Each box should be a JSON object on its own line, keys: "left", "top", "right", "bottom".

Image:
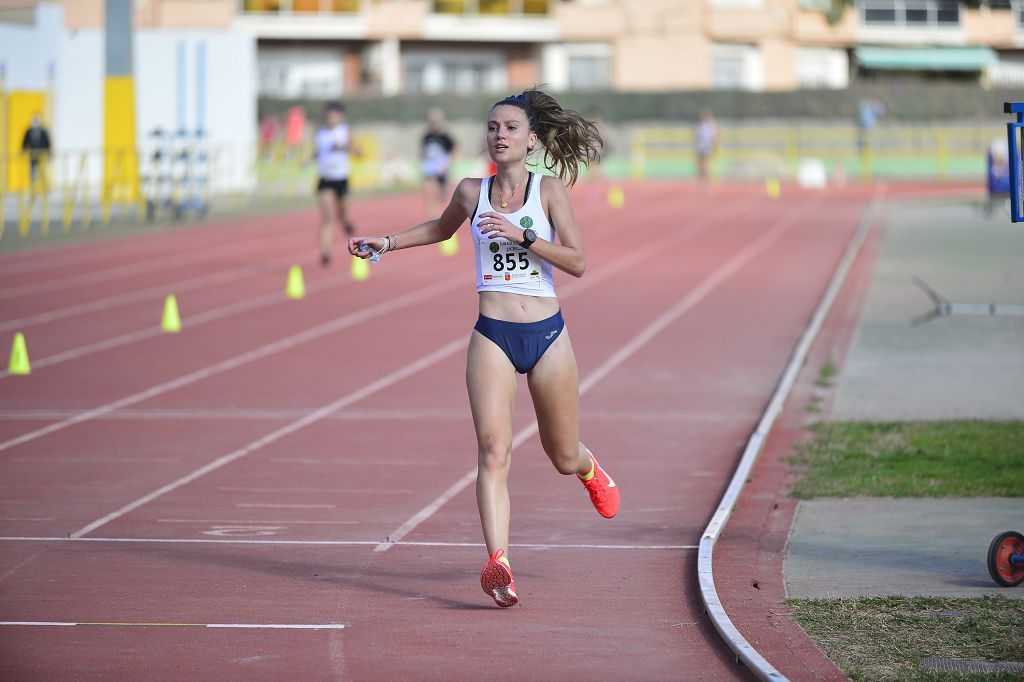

{"left": 580, "top": 452, "right": 620, "bottom": 518}
{"left": 480, "top": 549, "right": 518, "bottom": 608}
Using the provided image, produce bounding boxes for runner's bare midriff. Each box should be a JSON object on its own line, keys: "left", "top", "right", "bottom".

{"left": 478, "top": 291, "right": 559, "bottom": 323}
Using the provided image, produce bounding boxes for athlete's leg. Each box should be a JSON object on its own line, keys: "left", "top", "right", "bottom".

{"left": 317, "top": 188, "right": 338, "bottom": 261}
{"left": 335, "top": 190, "right": 354, "bottom": 236}
{"left": 467, "top": 330, "right": 518, "bottom": 558}
{"left": 527, "top": 332, "right": 592, "bottom": 476}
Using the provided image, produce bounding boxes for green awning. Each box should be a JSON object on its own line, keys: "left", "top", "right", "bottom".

{"left": 855, "top": 46, "right": 998, "bottom": 71}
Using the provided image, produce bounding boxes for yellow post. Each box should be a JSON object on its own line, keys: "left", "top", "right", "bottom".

{"left": 103, "top": 77, "right": 139, "bottom": 216}
{"left": 80, "top": 153, "right": 91, "bottom": 230}
{"left": 937, "top": 130, "right": 948, "bottom": 181}
{"left": 38, "top": 158, "right": 49, "bottom": 235}
{"left": 0, "top": 78, "right": 5, "bottom": 242}
{"left": 18, "top": 189, "right": 29, "bottom": 237}
{"left": 62, "top": 152, "right": 73, "bottom": 231}
{"left": 629, "top": 130, "right": 646, "bottom": 181}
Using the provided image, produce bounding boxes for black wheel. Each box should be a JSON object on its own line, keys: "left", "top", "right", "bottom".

{"left": 988, "top": 531, "right": 1024, "bottom": 587}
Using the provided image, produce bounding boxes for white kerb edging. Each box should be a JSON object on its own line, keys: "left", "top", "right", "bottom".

{"left": 697, "top": 195, "right": 885, "bottom": 681}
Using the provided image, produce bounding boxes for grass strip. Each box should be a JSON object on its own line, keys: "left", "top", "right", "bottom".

{"left": 789, "top": 421, "right": 1024, "bottom": 498}
{"left": 789, "top": 595, "right": 1024, "bottom": 681}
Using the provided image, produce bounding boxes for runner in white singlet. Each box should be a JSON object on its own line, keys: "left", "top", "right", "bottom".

{"left": 349, "top": 89, "right": 619, "bottom": 609}
{"left": 313, "top": 102, "right": 361, "bottom": 266}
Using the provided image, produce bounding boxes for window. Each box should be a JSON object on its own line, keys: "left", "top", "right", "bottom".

{"left": 257, "top": 47, "right": 344, "bottom": 98}
{"left": 796, "top": 48, "right": 849, "bottom": 89}
{"left": 859, "top": 1, "right": 959, "bottom": 28}
{"left": 402, "top": 50, "right": 507, "bottom": 94}
{"left": 712, "top": 44, "right": 762, "bottom": 90}
{"left": 568, "top": 56, "right": 611, "bottom": 90}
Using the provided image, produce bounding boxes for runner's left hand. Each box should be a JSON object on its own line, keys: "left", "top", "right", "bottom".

{"left": 477, "top": 212, "right": 524, "bottom": 243}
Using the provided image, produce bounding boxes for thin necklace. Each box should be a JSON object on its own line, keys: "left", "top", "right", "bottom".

{"left": 497, "top": 181, "right": 521, "bottom": 209}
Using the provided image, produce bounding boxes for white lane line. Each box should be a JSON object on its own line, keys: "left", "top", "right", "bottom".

{"left": 0, "top": 621, "right": 346, "bottom": 630}
{"left": 59, "top": 198, "right": 751, "bottom": 540}
{"left": 373, "top": 197, "right": 820, "bottom": 552}
{"left": 0, "top": 275, "right": 464, "bottom": 455}
{"left": 0, "top": 407, "right": 749, "bottom": 422}
{"left": 216, "top": 487, "right": 415, "bottom": 494}
{"left": 0, "top": 232, "right": 300, "bottom": 301}
{"left": 0, "top": 536, "right": 694, "bottom": 550}
{"left": 697, "top": 192, "right": 885, "bottom": 682}
{"left": 0, "top": 262, "right": 269, "bottom": 333}
{"left": 68, "top": 338, "right": 467, "bottom": 539}
{"left": 0, "top": 517, "right": 53, "bottom": 522}
{"left": 157, "top": 518, "right": 360, "bottom": 525}
{"left": 0, "top": 210, "right": 293, "bottom": 278}
{"left": 234, "top": 499, "right": 333, "bottom": 503}
{"left": 0, "top": 240, "right": 443, "bottom": 380}
{"left": 10, "top": 457, "right": 180, "bottom": 464}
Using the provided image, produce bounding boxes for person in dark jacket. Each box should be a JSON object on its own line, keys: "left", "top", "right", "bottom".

{"left": 22, "top": 114, "right": 52, "bottom": 187}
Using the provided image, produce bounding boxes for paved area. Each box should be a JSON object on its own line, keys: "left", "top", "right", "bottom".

{"left": 786, "top": 498, "right": 1023, "bottom": 598}
{"left": 786, "top": 196, "right": 1024, "bottom": 600}
{"left": 831, "top": 199, "right": 1024, "bottom": 420}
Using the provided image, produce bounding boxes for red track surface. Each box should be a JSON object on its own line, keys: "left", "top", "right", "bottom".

{"left": 0, "top": 181, "right": 878, "bottom": 680}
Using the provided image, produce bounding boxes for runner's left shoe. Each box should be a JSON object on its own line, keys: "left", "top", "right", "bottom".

{"left": 480, "top": 549, "right": 518, "bottom": 608}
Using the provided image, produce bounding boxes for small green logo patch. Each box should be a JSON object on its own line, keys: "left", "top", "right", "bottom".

{"left": 489, "top": 242, "right": 500, "bottom": 253}
{"left": 520, "top": 216, "right": 534, "bottom": 229}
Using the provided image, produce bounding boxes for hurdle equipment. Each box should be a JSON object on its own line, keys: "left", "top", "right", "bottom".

{"left": 911, "top": 276, "right": 1024, "bottom": 325}
{"left": 1006, "top": 102, "right": 1023, "bottom": 223}
{"left": 161, "top": 295, "right": 181, "bottom": 333}
{"left": 286, "top": 265, "right": 305, "bottom": 300}
{"left": 7, "top": 333, "right": 31, "bottom": 375}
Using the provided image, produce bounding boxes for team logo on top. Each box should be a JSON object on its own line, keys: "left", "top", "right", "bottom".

{"left": 520, "top": 216, "right": 534, "bottom": 229}
{"left": 489, "top": 242, "right": 500, "bottom": 253}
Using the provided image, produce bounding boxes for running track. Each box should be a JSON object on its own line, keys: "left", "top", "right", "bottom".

{"left": 0, "top": 182, "right": 880, "bottom": 680}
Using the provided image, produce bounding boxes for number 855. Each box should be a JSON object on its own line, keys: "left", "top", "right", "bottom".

{"left": 492, "top": 252, "right": 529, "bottom": 272}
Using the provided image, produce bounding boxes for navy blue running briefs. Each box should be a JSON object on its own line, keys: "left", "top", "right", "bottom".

{"left": 473, "top": 310, "right": 565, "bottom": 374}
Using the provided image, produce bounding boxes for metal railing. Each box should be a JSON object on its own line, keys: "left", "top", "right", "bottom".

{"left": 629, "top": 123, "right": 997, "bottom": 181}
{"left": 0, "top": 135, "right": 400, "bottom": 242}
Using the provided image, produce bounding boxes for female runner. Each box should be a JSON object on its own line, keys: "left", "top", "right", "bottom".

{"left": 349, "top": 89, "right": 619, "bottom": 608}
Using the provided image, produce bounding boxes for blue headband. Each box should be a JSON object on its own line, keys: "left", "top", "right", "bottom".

{"left": 494, "top": 94, "right": 537, "bottom": 130}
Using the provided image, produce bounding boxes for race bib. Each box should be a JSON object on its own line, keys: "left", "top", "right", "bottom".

{"left": 479, "top": 238, "right": 542, "bottom": 286}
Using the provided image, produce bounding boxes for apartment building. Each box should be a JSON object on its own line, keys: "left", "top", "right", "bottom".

{"left": 239, "top": 0, "right": 1024, "bottom": 96}
{"left": 9, "top": 0, "right": 1024, "bottom": 98}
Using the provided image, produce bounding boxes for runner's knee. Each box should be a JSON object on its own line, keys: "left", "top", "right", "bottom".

{"left": 549, "top": 447, "right": 581, "bottom": 475}
{"left": 478, "top": 441, "right": 511, "bottom": 474}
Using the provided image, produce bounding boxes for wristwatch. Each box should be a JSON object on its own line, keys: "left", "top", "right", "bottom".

{"left": 520, "top": 228, "right": 537, "bottom": 249}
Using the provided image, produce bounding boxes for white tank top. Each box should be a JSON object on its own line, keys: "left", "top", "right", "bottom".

{"left": 472, "top": 172, "right": 557, "bottom": 298}
{"left": 315, "top": 124, "right": 350, "bottom": 180}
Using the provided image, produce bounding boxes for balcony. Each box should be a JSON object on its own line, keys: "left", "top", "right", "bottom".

{"left": 240, "top": 0, "right": 362, "bottom": 13}
{"left": 432, "top": 0, "right": 550, "bottom": 16}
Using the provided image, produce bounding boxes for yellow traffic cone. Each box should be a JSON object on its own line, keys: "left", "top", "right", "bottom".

{"left": 351, "top": 254, "right": 370, "bottom": 282}
{"left": 286, "top": 264, "right": 306, "bottom": 300}
{"left": 607, "top": 186, "right": 625, "bottom": 209}
{"left": 7, "top": 333, "right": 31, "bottom": 375}
{"left": 765, "top": 178, "right": 781, "bottom": 199}
{"left": 439, "top": 233, "right": 459, "bottom": 257}
{"left": 161, "top": 295, "right": 182, "bottom": 333}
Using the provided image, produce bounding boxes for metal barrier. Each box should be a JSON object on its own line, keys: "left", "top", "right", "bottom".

{"left": 629, "top": 124, "right": 997, "bottom": 182}
{"left": 0, "top": 135, "right": 398, "bottom": 243}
